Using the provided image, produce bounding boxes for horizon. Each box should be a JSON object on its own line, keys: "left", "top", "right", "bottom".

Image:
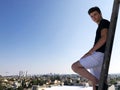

{"left": 1, "top": 72, "right": 120, "bottom": 77}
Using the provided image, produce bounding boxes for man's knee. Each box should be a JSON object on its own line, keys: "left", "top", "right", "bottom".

{"left": 71, "top": 62, "right": 76, "bottom": 71}
{"left": 71, "top": 61, "right": 83, "bottom": 72}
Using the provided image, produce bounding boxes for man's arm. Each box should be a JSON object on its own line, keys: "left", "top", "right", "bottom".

{"left": 81, "top": 28, "right": 108, "bottom": 59}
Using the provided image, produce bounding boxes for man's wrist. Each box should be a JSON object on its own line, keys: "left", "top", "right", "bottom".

{"left": 88, "top": 50, "right": 94, "bottom": 54}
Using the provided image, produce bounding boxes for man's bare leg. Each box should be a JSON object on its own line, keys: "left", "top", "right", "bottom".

{"left": 71, "top": 61, "right": 99, "bottom": 90}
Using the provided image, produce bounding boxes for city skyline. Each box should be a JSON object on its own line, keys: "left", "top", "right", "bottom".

{"left": 0, "top": 0, "right": 120, "bottom": 76}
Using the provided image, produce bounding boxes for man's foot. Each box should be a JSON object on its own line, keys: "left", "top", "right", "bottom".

{"left": 95, "top": 83, "right": 108, "bottom": 90}
{"left": 103, "top": 83, "right": 108, "bottom": 90}
{"left": 95, "top": 84, "right": 98, "bottom": 90}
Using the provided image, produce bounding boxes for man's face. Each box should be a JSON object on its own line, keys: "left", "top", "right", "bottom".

{"left": 89, "top": 11, "right": 102, "bottom": 24}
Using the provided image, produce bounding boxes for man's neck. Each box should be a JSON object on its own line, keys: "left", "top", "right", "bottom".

{"left": 97, "top": 18, "right": 103, "bottom": 24}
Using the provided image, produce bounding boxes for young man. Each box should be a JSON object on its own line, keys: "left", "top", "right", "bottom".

{"left": 71, "top": 7, "right": 110, "bottom": 90}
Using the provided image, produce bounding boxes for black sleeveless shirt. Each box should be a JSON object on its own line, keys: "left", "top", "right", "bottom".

{"left": 94, "top": 19, "right": 110, "bottom": 53}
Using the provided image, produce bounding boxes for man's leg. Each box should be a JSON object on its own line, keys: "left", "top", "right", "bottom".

{"left": 71, "top": 61, "right": 99, "bottom": 90}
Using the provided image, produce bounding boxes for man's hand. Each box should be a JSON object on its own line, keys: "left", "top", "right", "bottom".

{"left": 81, "top": 52, "right": 92, "bottom": 59}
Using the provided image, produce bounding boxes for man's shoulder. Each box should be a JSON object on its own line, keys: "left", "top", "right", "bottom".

{"left": 101, "top": 19, "right": 110, "bottom": 24}
{"left": 98, "top": 19, "right": 110, "bottom": 30}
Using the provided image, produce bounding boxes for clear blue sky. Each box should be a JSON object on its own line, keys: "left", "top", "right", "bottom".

{"left": 0, "top": 0, "right": 120, "bottom": 76}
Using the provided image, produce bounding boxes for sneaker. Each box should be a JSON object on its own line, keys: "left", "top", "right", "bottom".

{"left": 95, "top": 84, "right": 98, "bottom": 90}
{"left": 103, "top": 83, "right": 108, "bottom": 90}
{"left": 95, "top": 83, "right": 108, "bottom": 90}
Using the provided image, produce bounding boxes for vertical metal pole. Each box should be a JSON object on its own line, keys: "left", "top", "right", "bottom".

{"left": 98, "top": 0, "right": 120, "bottom": 90}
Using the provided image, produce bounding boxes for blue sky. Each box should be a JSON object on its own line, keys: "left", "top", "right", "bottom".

{"left": 0, "top": 0, "right": 120, "bottom": 76}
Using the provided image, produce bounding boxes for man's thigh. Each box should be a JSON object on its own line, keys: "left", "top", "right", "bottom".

{"left": 79, "top": 52, "right": 104, "bottom": 69}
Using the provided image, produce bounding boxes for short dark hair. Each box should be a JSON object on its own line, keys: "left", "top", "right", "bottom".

{"left": 88, "top": 6, "right": 101, "bottom": 15}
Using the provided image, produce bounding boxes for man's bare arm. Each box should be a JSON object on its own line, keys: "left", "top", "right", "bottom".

{"left": 81, "top": 28, "right": 108, "bottom": 59}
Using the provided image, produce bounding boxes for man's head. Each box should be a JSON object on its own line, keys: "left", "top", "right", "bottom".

{"left": 88, "top": 7, "right": 102, "bottom": 24}
{"left": 88, "top": 6, "right": 101, "bottom": 15}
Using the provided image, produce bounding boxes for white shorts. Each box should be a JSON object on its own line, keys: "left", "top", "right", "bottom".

{"left": 79, "top": 52, "right": 104, "bottom": 79}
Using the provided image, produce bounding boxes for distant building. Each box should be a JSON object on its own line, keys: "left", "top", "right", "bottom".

{"left": 19, "top": 71, "right": 24, "bottom": 77}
